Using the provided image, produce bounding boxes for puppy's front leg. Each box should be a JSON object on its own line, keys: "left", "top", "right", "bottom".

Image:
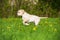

{"left": 23, "top": 21, "right": 29, "bottom": 25}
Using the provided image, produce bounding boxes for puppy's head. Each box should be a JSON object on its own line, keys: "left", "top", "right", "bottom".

{"left": 17, "top": 9, "right": 24, "bottom": 16}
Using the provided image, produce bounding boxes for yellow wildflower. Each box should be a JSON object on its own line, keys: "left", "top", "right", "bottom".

{"left": 45, "top": 21, "right": 48, "bottom": 23}
{"left": 54, "top": 28, "right": 57, "bottom": 32}
{"left": 7, "top": 26, "right": 11, "bottom": 30}
{"left": 33, "top": 26, "right": 37, "bottom": 31}
{"left": 50, "top": 24, "right": 53, "bottom": 27}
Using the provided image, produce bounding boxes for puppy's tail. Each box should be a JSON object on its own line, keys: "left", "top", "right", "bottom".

{"left": 39, "top": 17, "right": 48, "bottom": 19}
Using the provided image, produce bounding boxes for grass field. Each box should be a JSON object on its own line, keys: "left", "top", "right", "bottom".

{"left": 0, "top": 18, "right": 60, "bottom": 40}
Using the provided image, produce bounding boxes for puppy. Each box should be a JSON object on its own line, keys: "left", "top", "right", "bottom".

{"left": 17, "top": 9, "right": 48, "bottom": 26}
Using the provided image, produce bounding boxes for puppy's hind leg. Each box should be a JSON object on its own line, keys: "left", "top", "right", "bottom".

{"left": 35, "top": 19, "right": 40, "bottom": 26}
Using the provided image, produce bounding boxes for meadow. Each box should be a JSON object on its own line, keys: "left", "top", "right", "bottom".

{"left": 0, "top": 18, "right": 60, "bottom": 40}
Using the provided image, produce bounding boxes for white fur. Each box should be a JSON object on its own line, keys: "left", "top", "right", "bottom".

{"left": 17, "top": 9, "right": 48, "bottom": 26}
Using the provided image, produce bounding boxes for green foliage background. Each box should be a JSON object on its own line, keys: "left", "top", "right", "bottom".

{"left": 0, "top": 0, "right": 60, "bottom": 18}
{"left": 0, "top": 0, "right": 60, "bottom": 40}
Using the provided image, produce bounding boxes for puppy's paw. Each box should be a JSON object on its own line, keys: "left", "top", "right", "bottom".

{"left": 24, "top": 23, "right": 29, "bottom": 25}
{"left": 25, "top": 23, "right": 29, "bottom": 25}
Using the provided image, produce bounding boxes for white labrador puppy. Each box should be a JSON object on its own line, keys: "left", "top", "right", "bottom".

{"left": 17, "top": 9, "right": 48, "bottom": 26}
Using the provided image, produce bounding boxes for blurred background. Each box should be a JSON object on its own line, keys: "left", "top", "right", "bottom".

{"left": 0, "top": 0, "right": 60, "bottom": 40}
{"left": 0, "top": 0, "right": 60, "bottom": 18}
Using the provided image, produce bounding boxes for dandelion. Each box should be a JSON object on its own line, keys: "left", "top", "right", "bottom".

{"left": 2, "top": 29, "right": 4, "bottom": 32}
{"left": 54, "top": 28, "right": 57, "bottom": 32}
{"left": 7, "top": 26, "right": 11, "bottom": 30}
{"left": 33, "top": 26, "right": 37, "bottom": 31}
{"left": 50, "top": 24, "right": 53, "bottom": 27}
{"left": 45, "top": 21, "right": 48, "bottom": 24}
{"left": 7, "top": 27, "right": 11, "bottom": 29}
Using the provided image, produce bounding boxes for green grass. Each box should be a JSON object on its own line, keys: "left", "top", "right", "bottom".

{"left": 0, "top": 18, "right": 60, "bottom": 40}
